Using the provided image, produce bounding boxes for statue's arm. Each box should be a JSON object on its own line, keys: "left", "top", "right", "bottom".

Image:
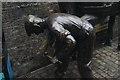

{"left": 51, "top": 22, "right": 70, "bottom": 41}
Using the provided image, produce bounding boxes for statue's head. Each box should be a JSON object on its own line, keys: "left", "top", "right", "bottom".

{"left": 24, "top": 15, "right": 46, "bottom": 36}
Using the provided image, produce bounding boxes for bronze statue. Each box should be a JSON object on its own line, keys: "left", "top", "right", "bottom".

{"left": 24, "top": 13, "right": 95, "bottom": 78}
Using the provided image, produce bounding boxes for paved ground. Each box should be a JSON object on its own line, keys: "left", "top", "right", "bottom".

{"left": 19, "top": 40, "right": 119, "bottom": 79}
{"left": 90, "top": 41, "right": 119, "bottom": 79}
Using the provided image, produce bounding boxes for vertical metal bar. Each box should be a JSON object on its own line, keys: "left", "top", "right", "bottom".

{"left": 105, "top": 15, "right": 116, "bottom": 46}
{"left": 104, "top": 3, "right": 116, "bottom": 46}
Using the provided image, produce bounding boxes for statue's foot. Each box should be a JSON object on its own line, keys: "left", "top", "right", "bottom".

{"left": 103, "top": 41, "right": 111, "bottom": 46}
{"left": 54, "top": 70, "right": 65, "bottom": 78}
{"left": 81, "top": 75, "right": 95, "bottom": 80}
{"left": 80, "top": 69, "right": 95, "bottom": 80}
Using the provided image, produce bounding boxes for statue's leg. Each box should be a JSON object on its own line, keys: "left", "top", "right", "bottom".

{"left": 117, "top": 15, "right": 120, "bottom": 50}
{"left": 117, "top": 27, "right": 120, "bottom": 50}
{"left": 54, "top": 35, "right": 76, "bottom": 77}
{"left": 77, "top": 34, "right": 95, "bottom": 79}
{"left": 54, "top": 56, "right": 70, "bottom": 77}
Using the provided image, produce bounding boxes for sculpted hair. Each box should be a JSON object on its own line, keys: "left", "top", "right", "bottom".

{"left": 24, "top": 15, "right": 34, "bottom": 36}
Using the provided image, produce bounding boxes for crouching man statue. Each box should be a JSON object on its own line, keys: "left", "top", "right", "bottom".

{"left": 24, "top": 13, "right": 95, "bottom": 78}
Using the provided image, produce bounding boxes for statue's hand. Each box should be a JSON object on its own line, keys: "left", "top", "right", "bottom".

{"left": 59, "top": 30, "right": 70, "bottom": 41}
{"left": 50, "top": 56, "right": 62, "bottom": 64}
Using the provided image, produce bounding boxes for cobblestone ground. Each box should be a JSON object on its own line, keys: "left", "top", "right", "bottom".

{"left": 90, "top": 41, "right": 119, "bottom": 79}
{"left": 20, "top": 40, "right": 119, "bottom": 79}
